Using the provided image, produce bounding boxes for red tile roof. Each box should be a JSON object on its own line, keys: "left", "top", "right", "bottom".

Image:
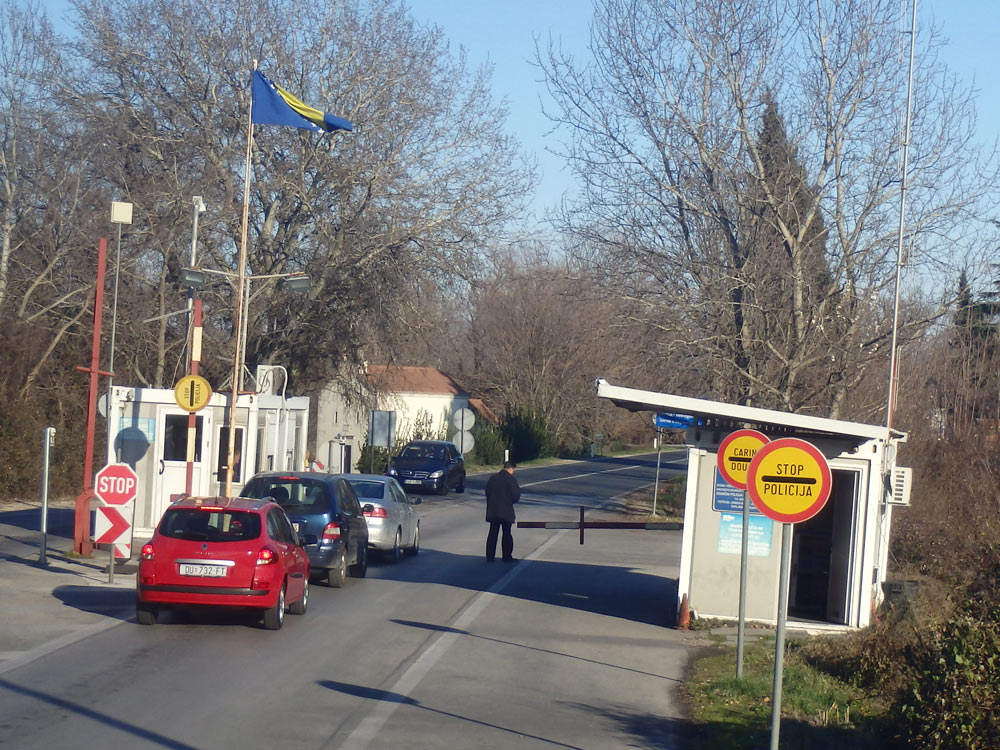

{"left": 366, "top": 365, "right": 467, "bottom": 396}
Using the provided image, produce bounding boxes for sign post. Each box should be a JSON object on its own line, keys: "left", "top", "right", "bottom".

{"left": 747, "top": 437, "right": 832, "bottom": 750}
{"left": 716, "top": 429, "right": 769, "bottom": 677}
{"left": 94, "top": 463, "right": 139, "bottom": 584}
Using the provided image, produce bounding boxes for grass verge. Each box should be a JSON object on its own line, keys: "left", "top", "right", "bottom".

{"left": 685, "top": 638, "right": 893, "bottom": 749}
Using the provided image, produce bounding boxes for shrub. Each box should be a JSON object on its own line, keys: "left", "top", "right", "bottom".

{"left": 470, "top": 423, "right": 505, "bottom": 465}
{"left": 502, "top": 407, "right": 555, "bottom": 463}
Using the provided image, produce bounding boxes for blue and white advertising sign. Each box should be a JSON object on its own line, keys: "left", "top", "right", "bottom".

{"left": 712, "top": 467, "right": 763, "bottom": 514}
{"left": 717, "top": 513, "right": 773, "bottom": 557}
{"left": 653, "top": 412, "right": 695, "bottom": 429}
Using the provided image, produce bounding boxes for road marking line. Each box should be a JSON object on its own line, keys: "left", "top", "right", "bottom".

{"left": 336, "top": 531, "right": 566, "bottom": 750}
{"left": 518, "top": 463, "right": 651, "bottom": 487}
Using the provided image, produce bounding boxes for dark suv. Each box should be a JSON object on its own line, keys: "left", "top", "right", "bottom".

{"left": 242, "top": 472, "right": 368, "bottom": 587}
{"left": 387, "top": 440, "right": 466, "bottom": 495}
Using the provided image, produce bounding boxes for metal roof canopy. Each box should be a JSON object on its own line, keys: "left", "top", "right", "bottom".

{"left": 595, "top": 379, "right": 906, "bottom": 445}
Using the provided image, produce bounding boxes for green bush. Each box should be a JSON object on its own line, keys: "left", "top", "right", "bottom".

{"left": 470, "top": 423, "right": 506, "bottom": 465}
{"left": 502, "top": 407, "right": 555, "bottom": 463}
{"left": 901, "top": 606, "right": 1000, "bottom": 748}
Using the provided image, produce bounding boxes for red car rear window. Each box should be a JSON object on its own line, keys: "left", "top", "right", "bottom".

{"left": 159, "top": 509, "right": 261, "bottom": 542}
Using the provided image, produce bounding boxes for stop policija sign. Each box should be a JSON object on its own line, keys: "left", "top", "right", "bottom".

{"left": 95, "top": 463, "right": 139, "bottom": 505}
{"left": 746, "top": 438, "right": 831, "bottom": 523}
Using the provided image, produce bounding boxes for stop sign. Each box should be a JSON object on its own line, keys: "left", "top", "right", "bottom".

{"left": 95, "top": 463, "right": 139, "bottom": 505}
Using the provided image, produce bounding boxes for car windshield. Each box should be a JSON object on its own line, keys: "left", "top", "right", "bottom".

{"left": 347, "top": 480, "right": 386, "bottom": 500}
{"left": 399, "top": 444, "right": 445, "bottom": 460}
{"left": 243, "top": 477, "right": 330, "bottom": 514}
{"left": 159, "top": 509, "right": 261, "bottom": 542}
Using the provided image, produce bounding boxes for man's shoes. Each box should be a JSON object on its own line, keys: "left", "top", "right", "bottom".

{"left": 502, "top": 557, "right": 516, "bottom": 563}
{"left": 486, "top": 557, "right": 496, "bottom": 563}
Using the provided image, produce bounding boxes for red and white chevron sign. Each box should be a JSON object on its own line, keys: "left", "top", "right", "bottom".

{"left": 95, "top": 504, "right": 134, "bottom": 559}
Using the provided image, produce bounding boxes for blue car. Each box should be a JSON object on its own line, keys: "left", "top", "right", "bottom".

{"left": 242, "top": 472, "right": 369, "bottom": 587}
{"left": 386, "top": 440, "right": 466, "bottom": 495}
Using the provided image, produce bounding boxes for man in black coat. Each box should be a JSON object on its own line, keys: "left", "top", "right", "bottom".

{"left": 485, "top": 460, "right": 520, "bottom": 562}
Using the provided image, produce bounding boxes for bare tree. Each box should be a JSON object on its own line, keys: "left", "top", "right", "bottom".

{"left": 541, "top": 0, "right": 999, "bottom": 420}
{"left": 61, "top": 0, "right": 534, "bottom": 390}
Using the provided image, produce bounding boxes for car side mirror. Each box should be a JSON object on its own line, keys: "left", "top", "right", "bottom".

{"left": 411, "top": 497, "right": 422, "bottom": 505}
{"left": 362, "top": 503, "right": 375, "bottom": 514}
{"left": 301, "top": 534, "right": 318, "bottom": 546}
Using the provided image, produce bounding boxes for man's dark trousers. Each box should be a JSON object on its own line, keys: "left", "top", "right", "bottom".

{"left": 486, "top": 520, "right": 514, "bottom": 561}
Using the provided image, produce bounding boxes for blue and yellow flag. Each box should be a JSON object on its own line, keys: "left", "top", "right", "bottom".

{"left": 251, "top": 70, "right": 353, "bottom": 133}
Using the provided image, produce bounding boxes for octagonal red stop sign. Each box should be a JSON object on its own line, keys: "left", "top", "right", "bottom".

{"left": 95, "top": 463, "right": 139, "bottom": 505}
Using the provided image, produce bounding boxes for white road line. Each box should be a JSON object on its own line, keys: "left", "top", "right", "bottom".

{"left": 335, "top": 531, "right": 566, "bottom": 750}
{"left": 517, "top": 462, "right": 649, "bottom": 488}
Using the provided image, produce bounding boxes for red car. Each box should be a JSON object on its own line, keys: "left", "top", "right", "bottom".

{"left": 136, "top": 496, "right": 310, "bottom": 630}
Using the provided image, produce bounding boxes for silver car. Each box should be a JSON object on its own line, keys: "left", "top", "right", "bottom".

{"left": 346, "top": 475, "right": 421, "bottom": 562}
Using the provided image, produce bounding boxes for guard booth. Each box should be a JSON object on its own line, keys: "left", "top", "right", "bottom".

{"left": 103, "top": 369, "right": 309, "bottom": 536}
{"left": 596, "top": 380, "right": 912, "bottom": 630}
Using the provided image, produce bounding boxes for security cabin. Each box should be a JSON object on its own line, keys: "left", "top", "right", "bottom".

{"left": 104, "top": 365, "right": 309, "bottom": 536}
{"left": 596, "top": 379, "right": 911, "bottom": 630}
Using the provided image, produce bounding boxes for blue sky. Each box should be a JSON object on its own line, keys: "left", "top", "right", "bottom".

{"left": 41, "top": 0, "right": 999, "bottom": 225}
{"left": 407, "top": 0, "right": 1000, "bottom": 226}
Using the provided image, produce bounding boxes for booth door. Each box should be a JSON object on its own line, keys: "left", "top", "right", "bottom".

{"left": 789, "top": 468, "right": 859, "bottom": 625}
{"left": 152, "top": 407, "right": 209, "bottom": 525}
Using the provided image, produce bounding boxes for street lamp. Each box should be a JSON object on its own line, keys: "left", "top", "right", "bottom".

{"left": 107, "top": 200, "right": 133, "bottom": 458}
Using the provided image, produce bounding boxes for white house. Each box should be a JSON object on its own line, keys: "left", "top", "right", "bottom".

{"left": 313, "top": 365, "right": 495, "bottom": 473}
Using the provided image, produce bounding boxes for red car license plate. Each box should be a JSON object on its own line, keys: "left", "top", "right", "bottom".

{"left": 179, "top": 564, "right": 228, "bottom": 578}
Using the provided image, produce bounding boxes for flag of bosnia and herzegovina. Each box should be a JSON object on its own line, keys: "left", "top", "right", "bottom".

{"left": 251, "top": 70, "right": 353, "bottom": 133}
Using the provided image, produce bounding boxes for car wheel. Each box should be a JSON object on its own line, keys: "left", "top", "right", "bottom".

{"left": 388, "top": 529, "right": 403, "bottom": 563}
{"left": 437, "top": 483, "right": 448, "bottom": 496}
{"left": 327, "top": 551, "right": 347, "bottom": 588}
{"left": 349, "top": 545, "right": 368, "bottom": 578}
{"left": 263, "top": 584, "right": 286, "bottom": 630}
{"left": 456, "top": 480, "right": 465, "bottom": 493}
{"left": 407, "top": 522, "right": 420, "bottom": 555}
{"left": 136, "top": 598, "right": 158, "bottom": 626}
{"left": 289, "top": 578, "right": 309, "bottom": 615}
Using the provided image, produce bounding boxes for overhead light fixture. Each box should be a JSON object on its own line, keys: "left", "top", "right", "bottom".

{"left": 281, "top": 274, "right": 311, "bottom": 293}
{"left": 181, "top": 267, "right": 206, "bottom": 289}
{"left": 193, "top": 195, "right": 207, "bottom": 213}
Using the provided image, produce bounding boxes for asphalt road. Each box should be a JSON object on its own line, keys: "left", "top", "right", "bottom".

{"left": 0, "top": 452, "right": 691, "bottom": 750}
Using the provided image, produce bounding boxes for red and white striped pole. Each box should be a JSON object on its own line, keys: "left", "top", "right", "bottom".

{"left": 184, "top": 298, "right": 203, "bottom": 495}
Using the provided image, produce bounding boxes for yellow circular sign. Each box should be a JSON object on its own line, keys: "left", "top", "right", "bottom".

{"left": 746, "top": 438, "right": 832, "bottom": 523}
{"left": 717, "top": 429, "right": 769, "bottom": 489}
{"left": 174, "top": 375, "right": 212, "bottom": 412}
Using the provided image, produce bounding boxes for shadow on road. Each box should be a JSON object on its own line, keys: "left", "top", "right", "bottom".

{"left": 0, "top": 677, "right": 197, "bottom": 749}
{"left": 0, "top": 507, "right": 77, "bottom": 537}
{"left": 369, "top": 547, "right": 679, "bottom": 628}
{"left": 319, "top": 679, "right": 587, "bottom": 749}
{"left": 391, "top": 618, "right": 680, "bottom": 681}
{"left": 52, "top": 585, "right": 135, "bottom": 620}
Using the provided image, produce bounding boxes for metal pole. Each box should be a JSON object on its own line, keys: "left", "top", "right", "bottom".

{"left": 107, "top": 529, "right": 115, "bottom": 584}
{"left": 652, "top": 429, "right": 662, "bottom": 516}
{"left": 885, "top": 0, "right": 918, "bottom": 431}
{"left": 737, "top": 488, "right": 751, "bottom": 678}
{"left": 74, "top": 237, "right": 110, "bottom": 556}
{"left": 105, "top": 221, "right": 123, "bottom": 463}
{"left": 39, "top": 427, "right": 55, "bottom": 565}
{"left": 184, "top": 197, "right": 204, "bottom": 367}
{"left": 225, "top": 60, "right": 257, "bottom": 498}
{"left": 769, "top": 522, "right": 793, "bottom": 750}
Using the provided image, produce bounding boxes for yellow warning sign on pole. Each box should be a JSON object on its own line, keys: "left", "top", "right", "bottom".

{"left": 174, "top": 375, "right": 212, "bottom": 412}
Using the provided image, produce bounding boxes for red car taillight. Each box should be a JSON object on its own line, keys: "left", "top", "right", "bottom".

{"left": 322, "top": 522, "right": 341, "bottom": 541}
{"left": 141, "top": 543, "right": 155, "bottom": 561}
{"left": 363, "top": 506, "right": 387, "bottom": 518}
{"left": 256, "top": 546, "right": 278, "bottom": 565}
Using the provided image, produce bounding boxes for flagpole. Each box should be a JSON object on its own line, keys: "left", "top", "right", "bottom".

{"left": 225, "top": 59, "right": 257, "bottom": 499}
